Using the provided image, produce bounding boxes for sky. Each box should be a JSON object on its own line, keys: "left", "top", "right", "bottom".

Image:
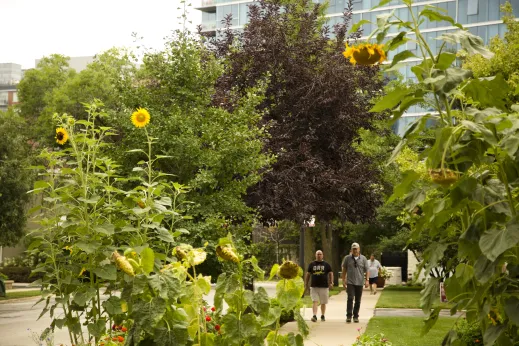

{"left": 0, "top": 0, "right": 201, "bottom": 69}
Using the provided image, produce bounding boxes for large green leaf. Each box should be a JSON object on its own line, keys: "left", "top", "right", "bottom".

{"left": 421, "top": 307, "right": 441, "bottom": 336}
{"left": 87, "top": 319, "right": 106, "bottom": 339}
{"left": 93, "top": 265, "right": 117, "bottom": 280}
{"left": 439, "top": 31, "right": 494, "bottom": 59}
{"left": 433, "top": 67, "right": 472, "bottom": 93}
{"left": 388, "top": 170, "right": 420, "bottom": 203}
{"left": 479, "top": 221, "right": 519, "bottom": 261}
{"left": 141, "top": 247, "right": 154, "bottom": 275}
{"left": 251, "top": 287, "right": 270, "bottom": 315}
{"left": 474, "top": 255, "right": 495, "bottom": 284}
{"left": 464, "top": 74, "right": 510, "bottom": 110}
{"left": 386, "top": 32, "right": 409, "bottom": 52}
{"left": 483, "top": 325, "right": 506, "bottom": 346}
{"left": 435, "top": 52, "right": 457, "bottom": 70}
{"left": 102, "top": 296, "right": 125, "bottom": 315}
{"left": 370, "top": 87, "right": 410, "bottom": 112}
{"left": 419, "top": 9, "right": 462, "bottom": 29}
{"left": 390, "top": 50, "right": 417, "bottom": 67}
{"left": 420, "top": 277, "right": 440, "bottom": 313}
{"left": 454, "top": 263, "right": 474, "bottom": 287}
{"left": 371, "top": 0, "right": 392, "bottom": 10}
{"left": 505, "top": 296, "right": 519, "bottom": 326}
{"left": 423, "top": 243, "right": 448, "bottom": 272}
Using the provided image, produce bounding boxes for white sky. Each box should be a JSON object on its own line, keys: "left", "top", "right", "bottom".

{"left": 0, "top": 0, "right": 201, "bottom": 69}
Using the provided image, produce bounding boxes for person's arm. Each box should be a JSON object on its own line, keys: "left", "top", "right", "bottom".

{"left": 304, "top": 272, "right": 310, "bottom": 289}
{"left": 364, "top": 258, "right": 369, "bottom": 288}
{"left": 328, "top": 264, "right": 334, "bottom": 288}
{"left": 341, "top": 263, "right": 347, "bottom": 288}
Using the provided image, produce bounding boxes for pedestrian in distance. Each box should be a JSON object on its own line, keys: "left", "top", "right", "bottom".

{"left": 341, "top": 242, "right": 369, "bottom": 323}
{"left": 304, "top": 250, "right": 333, "bottom": 322}
{"left": 368, "top": 254, "right": 382, "bottom": 295}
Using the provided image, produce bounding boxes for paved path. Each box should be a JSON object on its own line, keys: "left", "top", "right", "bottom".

{"left": 374, "top": 308, "right": 464, "bottom": 318}
{"left": 280, "top": 287, "right": 381, "bottom": 346}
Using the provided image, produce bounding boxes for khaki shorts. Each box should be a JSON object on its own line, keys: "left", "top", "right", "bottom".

{"left": 310, "top": 287, "right": 329, "bottom": 304}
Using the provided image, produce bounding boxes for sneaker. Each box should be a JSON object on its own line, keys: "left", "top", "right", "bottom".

{"left": 353, "top": 317, "right": 359, "bottom": 323}
{"left": 374, "top": 291, "right": 377, "bottom": 295}
{"left": 346, "top": 318, "right": 352, "bottom": 323}
{"left": 311, "top": 315, "right": 317, "bottom": 322}
{"left": 321, "top": 315, "right": 325, "bottom": 322}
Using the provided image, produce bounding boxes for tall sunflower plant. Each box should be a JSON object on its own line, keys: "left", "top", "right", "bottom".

{"left": 345, "top": 0, "right": 519, "bottom": 345}
{"left": 27, "top": 101, "right": 308, "bottom": 346}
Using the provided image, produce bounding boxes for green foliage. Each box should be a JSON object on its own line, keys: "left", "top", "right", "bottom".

{"left": 353, "top": 330, "right": 392, "bottom": 346}
{"left": 26, "top": 101, "right": 306, "bottom": 345}
{"left": 0, "top": 109, "right": 35, "bottom": 246}
{"left": 462, "top": 2, "right": 519, "bottom": 103}
{"left": 452, "top": 319, "right": 484, "bottom": 346}
{"left": 365, "top": 0, "right": 519, "bottom": 344}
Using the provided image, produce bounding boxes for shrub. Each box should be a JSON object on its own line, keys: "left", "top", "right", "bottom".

{"left": 353, "top": 329, "right": 392, "bottom": 346}
{"left": 0, "top": 267, "right": 43, "bottom": 283}
{"left": 454, "top": 319, "right": 483, "bottom": 345}
{"left": 353, "top": 329, "right": 392, "bottom": 345}
{"left": 0, "top": 272, "right": 8, "bottom": 281}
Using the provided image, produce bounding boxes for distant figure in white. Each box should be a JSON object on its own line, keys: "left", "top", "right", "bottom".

{"left": 368, "top": 254, "right": 382, "bottom": 295}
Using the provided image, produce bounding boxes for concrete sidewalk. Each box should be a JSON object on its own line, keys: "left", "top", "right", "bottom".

{"left": 280, "top": 287, "right": 381, "bottom": 346}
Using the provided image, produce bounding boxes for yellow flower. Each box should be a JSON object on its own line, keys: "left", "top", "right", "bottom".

{"left": 79, "top": 267, "right": 86, "bottom": 277}
{"left": 55, "top": 127, "right": 69, "bottom": 145}
{"left": 343, "top": 43, "right": 386, "bottom": 66}
{"left": 131, "top": 108, "right": 150, "bottom": 128}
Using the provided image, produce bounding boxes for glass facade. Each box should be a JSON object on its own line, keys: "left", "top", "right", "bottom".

{"left": 196, "top": 0, "right": 517, "bottom": 135}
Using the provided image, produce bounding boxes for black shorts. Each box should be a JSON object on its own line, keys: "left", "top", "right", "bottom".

{"left": 369, "top": 277, "right": 378, "bottom": 284}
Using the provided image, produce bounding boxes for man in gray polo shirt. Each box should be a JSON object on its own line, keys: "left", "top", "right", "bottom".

{"left": 341, "top": 242, "right": 369, "bottom": 323}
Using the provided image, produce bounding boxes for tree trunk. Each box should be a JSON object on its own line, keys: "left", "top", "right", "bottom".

{"left": 331, "top": 227, "right": 341, "bottom": 286}
{"left": 320, "top": 223, "right": 332, "bottom": 265}
{"left": 304, "top": 227, "right": 315, "bottom": 271}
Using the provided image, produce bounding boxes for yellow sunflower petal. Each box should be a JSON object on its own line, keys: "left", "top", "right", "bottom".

{"left": 131, "top": 108, "right": 151, "bottom": 128}
{"left": 55, "top": 127, "right": 69, "bottom": 145}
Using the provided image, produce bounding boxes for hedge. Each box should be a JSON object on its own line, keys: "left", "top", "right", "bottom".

{"left": 0, "top": 267, "right": 44, "bottom": 283}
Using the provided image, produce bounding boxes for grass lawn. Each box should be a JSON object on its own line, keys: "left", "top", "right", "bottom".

{"left": 0, "top": 290, "right": 41, "bottom": 301}
{"left": 376, "top": 286, "right": 451, "bottom": 309}
{"left": 364, "top": 316, "right": 456, "bottom": 346}
{"left": 302, "top": 286, "right": 343, "bottom": 306}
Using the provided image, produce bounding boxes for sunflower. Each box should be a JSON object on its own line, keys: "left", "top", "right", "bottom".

{"left": 131, "top": 108, "right": 151, "bottom": 128}
{"left": 55, "top": 127, "right": 69, "bottom": 145}
{"left": 343, "top": 43, "right": 386, "bottom": 66}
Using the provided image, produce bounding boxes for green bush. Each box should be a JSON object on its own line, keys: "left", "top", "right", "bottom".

{"left": 353, "top": 331, "right": 392, "bottom": 345}
{"left": 454, "top": 319, "right": 483, "bottom": 345}
{"left": 0, "top": 267, "right": 43, "bottom": 283}
{"left": 0, "top": 272, "right": 8, "bottom": 281}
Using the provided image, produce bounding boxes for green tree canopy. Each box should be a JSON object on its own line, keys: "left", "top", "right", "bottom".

{"left": 0, "top": 109, "right": 34, "bottom": 246}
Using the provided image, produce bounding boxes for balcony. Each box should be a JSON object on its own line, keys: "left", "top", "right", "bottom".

{"left": 194, "top": 0, "right": 217, "bottom": 11}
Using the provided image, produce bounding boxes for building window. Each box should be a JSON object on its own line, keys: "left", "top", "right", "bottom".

{"left": 468, "top": 0, "right": 479, "bottom": 15}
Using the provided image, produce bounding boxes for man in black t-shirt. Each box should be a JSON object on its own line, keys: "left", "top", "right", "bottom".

{"left": 304, "top": 250, "right": 333, "bottom": 322}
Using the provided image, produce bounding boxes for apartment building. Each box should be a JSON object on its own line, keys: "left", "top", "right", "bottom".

{"left": 196, "top": 0, "right": 519, "bottom": 134}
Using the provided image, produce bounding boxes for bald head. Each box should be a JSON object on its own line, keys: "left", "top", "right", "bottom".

{"left": 315, "top": 250, "right": 324, "bottom": 261}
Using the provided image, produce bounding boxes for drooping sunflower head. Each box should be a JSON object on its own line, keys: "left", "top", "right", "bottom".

{"left": 131, "top": 108, "right": 151, "bottom": 128}
{"left": 55, "top": 127, "right": 69, "bottom": 145}
{"left": 343, "top": 43, "right": 386, "bottom": 66}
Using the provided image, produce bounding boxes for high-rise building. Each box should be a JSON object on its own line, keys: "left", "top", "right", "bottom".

{"left": 0, "top": 63, "right": 22, "bottom": 111}
{"left": 196, "top": 0, "right": 519, "bottom": 134}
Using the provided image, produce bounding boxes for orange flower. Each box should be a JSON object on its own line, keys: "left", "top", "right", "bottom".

{"left": 343, "top": 43, "right": 386, "bottom": 66}
{"left": 121, "top": 326, "right": 127, "bottom": 332}
{"left": 118, "top": 336, "right": 125, "bottom": 342}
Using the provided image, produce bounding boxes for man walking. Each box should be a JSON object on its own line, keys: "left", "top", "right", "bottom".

{"left": 341, "top": 242, "right": 369, "bottom": 323}
{"left": 368, "top": 254, "right": 382, "bottom": 295}
{"left": 305, "top": 250, "right": 333, "bottom": 322}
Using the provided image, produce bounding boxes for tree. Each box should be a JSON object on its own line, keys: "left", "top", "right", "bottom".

{"left": 0, "top": 109, "right": 35, "bottom": 246}
{"left": 462, "top": 2, "right": 519, "bottom": 103}
{"left": 17, "top": 55, "right": 75, "bottom": 145}
{"left": 210, "top": 0, "right": 387, "bottom": 274}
